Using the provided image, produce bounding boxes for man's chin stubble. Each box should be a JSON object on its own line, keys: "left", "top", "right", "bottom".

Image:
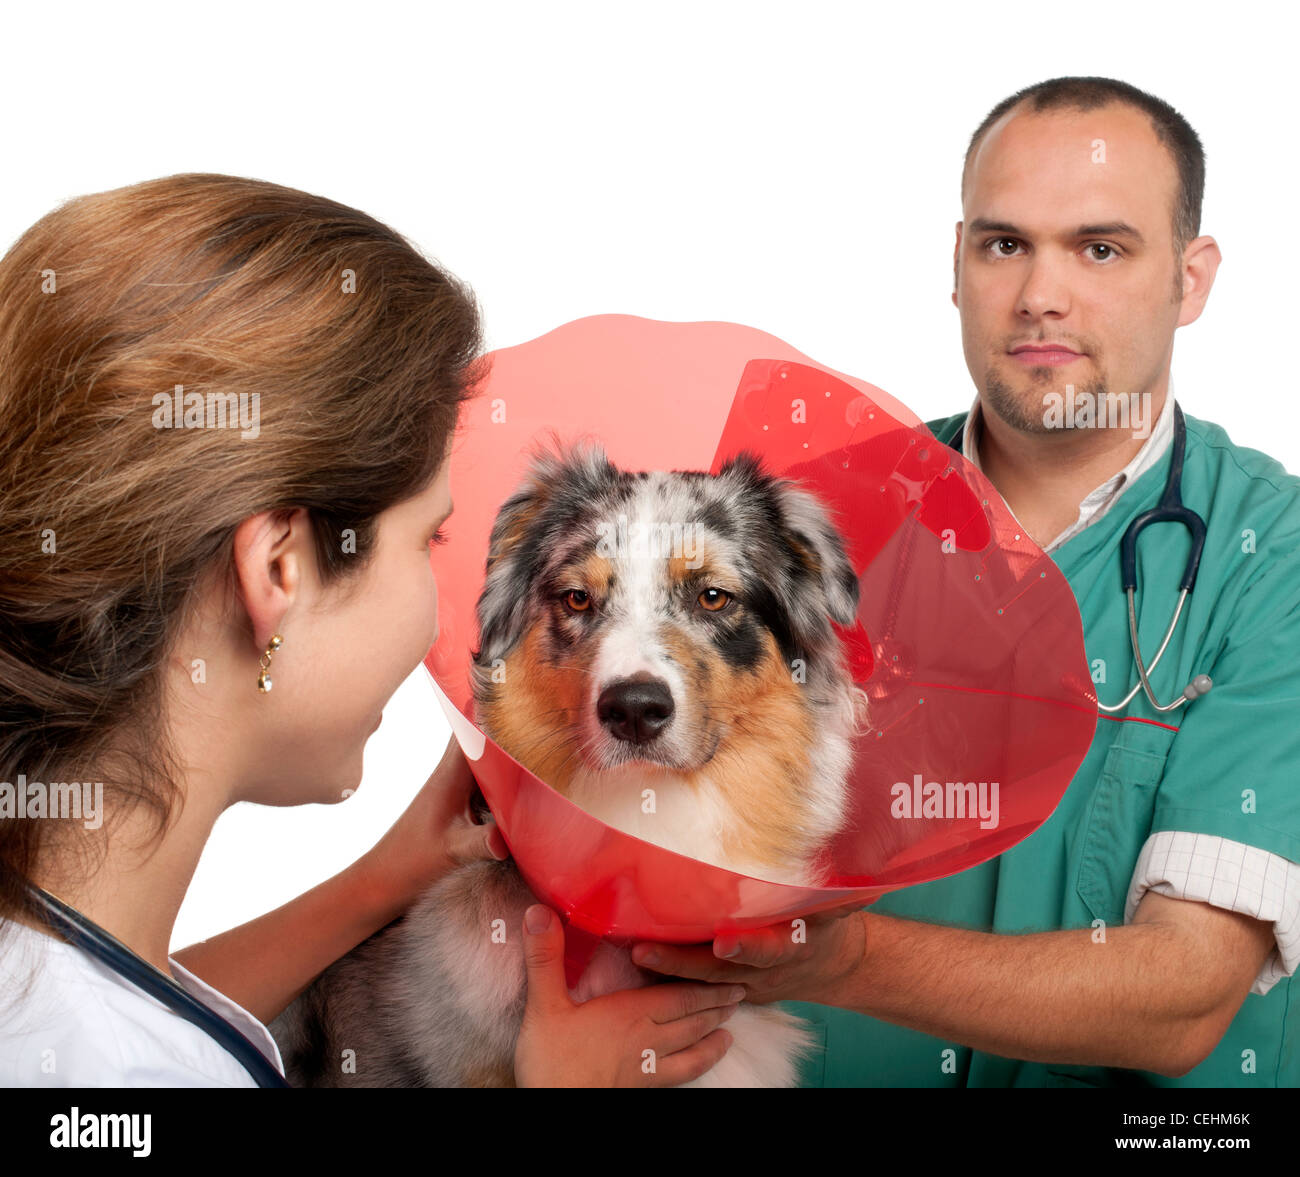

{"left": 983, "top": 368, "right": 1108, "bottom": 436}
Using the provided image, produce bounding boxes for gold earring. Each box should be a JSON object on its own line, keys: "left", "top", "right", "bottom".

{"left": 257, "top": 633, "right": 283, "bottom": 693}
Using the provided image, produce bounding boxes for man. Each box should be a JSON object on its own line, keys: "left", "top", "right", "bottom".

{"left": 630, "top": 76, "right": 1300, "bottom": 1086}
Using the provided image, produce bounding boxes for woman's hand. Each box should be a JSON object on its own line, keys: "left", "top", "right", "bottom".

{"left": 353, "top": 736, "right": 508, "bottom": 916}
{"left": 515, "top": 905, "right": 743, "bottom": 1087}
{"left": 627, "top": 899, "right": 870, "bottom": 1008}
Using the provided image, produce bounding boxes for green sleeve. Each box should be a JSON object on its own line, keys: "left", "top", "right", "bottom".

{"left": 1152, "top": 519, "right": 1300, "bottom": 862}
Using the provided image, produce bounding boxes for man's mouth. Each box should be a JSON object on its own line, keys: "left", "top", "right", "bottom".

{"left": 1009, "top": 344, "right": 1082, "bottom": 367}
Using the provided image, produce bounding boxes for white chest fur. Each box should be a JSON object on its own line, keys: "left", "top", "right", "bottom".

{"left": 562, "top": 762, "right": 813, "bottom": 887}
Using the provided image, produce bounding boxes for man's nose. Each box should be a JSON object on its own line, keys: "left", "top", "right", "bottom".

{"left": 1016, "top": 256, "right": 1073, "bottom": 319}
{"left": 597, "top": 676, "right": 675, "bottom": 744}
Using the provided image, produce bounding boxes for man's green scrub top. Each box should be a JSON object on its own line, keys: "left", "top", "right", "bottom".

{"left": 784, "top": 408, "right": 1300, "bottom": 1087}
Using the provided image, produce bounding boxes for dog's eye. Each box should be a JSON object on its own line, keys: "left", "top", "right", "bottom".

{"left": 563, "top": 589, "right": 591, "bottom": 612}
{"left": 697, "top": 588, "right": 731, "bottom": 611}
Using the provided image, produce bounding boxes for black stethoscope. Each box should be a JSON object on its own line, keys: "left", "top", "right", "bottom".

{"left": 24, "top": 882, "right": 290, "bottom": 1088}
{"left": 947, "top": 399, "right": 1213, "bottom": 714}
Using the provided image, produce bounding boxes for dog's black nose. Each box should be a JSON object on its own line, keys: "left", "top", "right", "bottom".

{"left": 597, "top": 678, "right": 675, "bottom": 744}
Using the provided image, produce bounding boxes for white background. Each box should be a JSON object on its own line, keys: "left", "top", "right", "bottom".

{"left": 1, "top": 2, "right": 1294, "bottom": 950}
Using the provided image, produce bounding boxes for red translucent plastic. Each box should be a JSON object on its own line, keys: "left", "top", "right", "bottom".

{"left": 424, "top": 315, "right": 1097, "bottom": 985}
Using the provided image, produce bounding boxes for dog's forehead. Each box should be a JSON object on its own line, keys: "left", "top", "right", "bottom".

{"left": 544, "top": 470, "right": 757, "bottom": 588}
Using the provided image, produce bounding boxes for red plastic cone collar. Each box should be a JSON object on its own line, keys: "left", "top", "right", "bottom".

{"left": 424, "top": 316, "right": 1096, "bottom": 983}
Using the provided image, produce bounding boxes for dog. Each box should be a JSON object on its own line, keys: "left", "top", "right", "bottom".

{"left": 270, "top": 442, "right": 868, "bottom": 1087}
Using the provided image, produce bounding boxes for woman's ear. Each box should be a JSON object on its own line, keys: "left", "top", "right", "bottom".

{"left": 231, "top": 508, "right": 310, "bottom": 649}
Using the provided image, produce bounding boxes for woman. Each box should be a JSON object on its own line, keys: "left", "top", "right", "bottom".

{"left": 0, "top": 174, "right": 742, "bottom": 1087}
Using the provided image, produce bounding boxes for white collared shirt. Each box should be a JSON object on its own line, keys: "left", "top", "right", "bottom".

{"left": 959, "top": 380, "right": 1176, "bottom": 553}
{"left": 956, "top": 383, "right": 1299, "bottom": 997}
{"left": 0, "top": 917, "right": 284, "bottom": 1086}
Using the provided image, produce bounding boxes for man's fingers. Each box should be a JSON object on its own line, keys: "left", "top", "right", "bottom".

{"left": 631, "top": 941, "right": 753, "bottom": 982}
{"left": 716, "top": 904, "right": 866, "bottom": 966}
{"left": 713, "top": 924, "right": 792, "bottom": 967}
{"left": 812, "top": 898, "right": 872, "bottom": 922}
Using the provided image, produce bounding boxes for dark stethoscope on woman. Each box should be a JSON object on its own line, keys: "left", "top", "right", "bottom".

{"left": 948, "top": 399, "right": 1213, "bottom": 714}
{"left": 24, "top": 882, "right": 290, "bottom": 1088}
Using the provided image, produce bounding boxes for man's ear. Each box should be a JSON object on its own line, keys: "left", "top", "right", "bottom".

{"left": 1176, "top": 234, "right": 1222, "bottom": 327}
{"left": 952, "top": 221, "right": 963, "bottom": 306}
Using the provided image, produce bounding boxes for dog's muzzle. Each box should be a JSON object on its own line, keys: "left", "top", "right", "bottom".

{"left": 596, "top": 675, "right": 675, "bottom": 745}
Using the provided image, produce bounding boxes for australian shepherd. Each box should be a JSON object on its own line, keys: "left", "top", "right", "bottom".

{"left": 271, "top": 443, "right": 868, "bottom": 1087}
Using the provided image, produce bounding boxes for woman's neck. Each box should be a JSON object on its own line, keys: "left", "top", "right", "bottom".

{"left": 27, "top": 767, "right": 227, "bottom": 975}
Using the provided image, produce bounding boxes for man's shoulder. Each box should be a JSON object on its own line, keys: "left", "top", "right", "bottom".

{"left": 1185, "top": 411, "right": 1300, "bottom": 498}
{"left": 1185, "top": 412, "right": 1300, "bottom": 558}
{"left": 1183, "top": 412, "right": 1300, "bottom": 627}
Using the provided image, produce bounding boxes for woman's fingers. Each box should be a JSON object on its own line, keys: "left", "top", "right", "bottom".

{"left": 519, "top": 905, "right": 574, "bottom": 1021}
{"left": 647, "top": 981, "right": 749, "bottom": 1024}
{"left": 645, "top": 1028, "right": 735, "bottom": 1087}
{"left": 431, "top": 738, "right": 476, "bottom": 806}
{"left": 650, "top": 1001, "right": 740, "bottom": 1057}
{"left": 443, "top": 817, "right": 509, "bottom": 864}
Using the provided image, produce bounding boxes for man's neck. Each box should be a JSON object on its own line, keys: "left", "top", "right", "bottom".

{"left": 975, "top": 387, "right": 1168, "bottom": 549}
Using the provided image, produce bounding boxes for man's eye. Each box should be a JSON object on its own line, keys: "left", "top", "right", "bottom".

{"left": 1086, "top": 242, "right": 1120, "bottom": 262}
{"left": 986, "top": 237, "right": 1021, "bottom": 257}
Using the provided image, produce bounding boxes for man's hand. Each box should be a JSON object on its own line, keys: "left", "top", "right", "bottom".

{"left": 629, "top": 899, "right": 870, "bottom": 1006}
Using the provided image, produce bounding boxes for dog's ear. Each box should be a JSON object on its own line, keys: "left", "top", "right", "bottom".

{"left": 472, "top": 440, "right": 615, "bottom": 672}
{"left": 716, "top": 451, "right": 859, "bottom": 631}
{"left": 770, "top": 480, "right": 861, "bottom": 629}
{"left": 472, "top": 456, "right": 558, "bottom": 671}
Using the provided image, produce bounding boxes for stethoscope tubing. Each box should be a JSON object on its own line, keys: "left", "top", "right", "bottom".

{"left": 946, "top": 400, "right": 1210, "bottom": 715}
{"left": 23, "top": 883, "right": 290, "bottom": 1089}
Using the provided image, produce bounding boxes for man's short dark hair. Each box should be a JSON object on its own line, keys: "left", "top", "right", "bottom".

{"left": 962, "top": 76, "right": 1205, "bottom": 259}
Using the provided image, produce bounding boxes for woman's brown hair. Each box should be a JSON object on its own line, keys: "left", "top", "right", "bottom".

{"left": 0, "top": 173, "right": 485, "bottom": 940}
